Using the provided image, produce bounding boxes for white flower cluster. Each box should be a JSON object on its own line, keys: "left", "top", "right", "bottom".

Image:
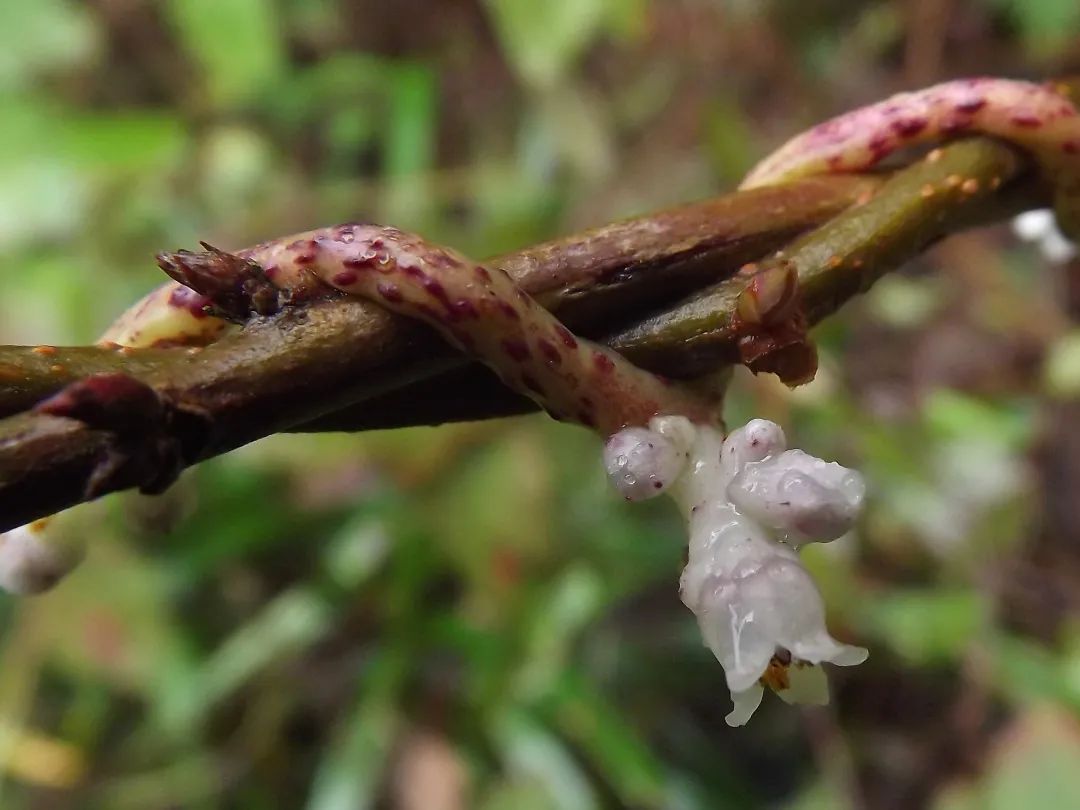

{"left": 1012, "top": 209, "right": 1077, "bottom": 265}
{"left": 604, "top": 417, "right": 867, "bottom": 725}
{"left": 0, "top": 513, "right": 84, "bottom": 595}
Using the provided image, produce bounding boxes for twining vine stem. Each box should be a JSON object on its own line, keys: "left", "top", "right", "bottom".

{"left": 0, "top": 131, "right": 1061, "bottom": 531}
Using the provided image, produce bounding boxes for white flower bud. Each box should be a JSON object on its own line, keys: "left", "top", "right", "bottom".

{"left": 648, "top": 414, "right": 698, "bottom": 453}
{"left": 727, "top": 449, "right": 865, "bottom": 545}
{"left": 0, "top": 517, "right": 84, "bottom": 595}
{"left": 721, "top": 419, "right": 787, "bottom": 476}
{"left": 603, "top": 426, "right": 688, "bottom": 501}
{"left": 775, "top": 662, "right": 829, "bottom": 707}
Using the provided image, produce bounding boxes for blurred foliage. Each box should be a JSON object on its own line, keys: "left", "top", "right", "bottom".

{"left": 2, "top": 1, "right": 1080, "bottom": 808}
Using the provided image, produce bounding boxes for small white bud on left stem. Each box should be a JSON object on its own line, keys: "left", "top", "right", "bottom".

{"left": 0, "top": 513, "right": 86, "bottom": 595}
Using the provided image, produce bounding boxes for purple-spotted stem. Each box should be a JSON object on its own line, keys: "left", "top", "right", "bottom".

{"left": 742, "top": 77, "right": 1080, "bottom": 234}
{"left": 155, "top": 224, "right": 720, "bottom": 436}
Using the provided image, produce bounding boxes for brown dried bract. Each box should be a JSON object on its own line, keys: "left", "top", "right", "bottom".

{"left": 733, "top": 262, "right": 818, "bottom": 386}
{"left": 156, "top": 244, "right": 299, "bottom": 321}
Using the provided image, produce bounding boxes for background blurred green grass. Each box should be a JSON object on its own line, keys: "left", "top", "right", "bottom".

{"left": 2, "top": 1, "right": 1080, "bottom": 808}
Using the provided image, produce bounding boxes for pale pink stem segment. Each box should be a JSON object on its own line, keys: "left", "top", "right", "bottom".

{"left": 741, "top": 78, "right": 1080, "bottom": 189}
{"left": 224, "top": 224, "right": 716, "bottom": 435}
{"left": 99, "top": 283, "right": 223, "bottom": 348}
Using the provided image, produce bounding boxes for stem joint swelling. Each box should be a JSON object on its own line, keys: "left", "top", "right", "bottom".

{"left": 32, "top": 372, "right": 212, "bottom": 498}
{"left": 731, "top": 261, "right": 817, "bottom": 386}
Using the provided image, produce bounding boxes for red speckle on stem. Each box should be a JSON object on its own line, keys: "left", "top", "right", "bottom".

{"left": 377, "top": 282, "right": 403, "bottom": 303}
{"left": 954, "top": 97, "right": 986, "bottom": 114}
{"left": 496, "top": 300, "right": 521, "bottom": 321}
{"left": 537, "top": 339, "right": 562, "bottom": 366}
{"left": 431, "top": 251, "right": 462, "bottom": 269}
{"left": 475, "top": 266, "right": 492, "bottom": 282}
{"left": 168, "top": 286, "right": 212, "bottom": 319}
{"left": 891, "top": 116, "right": 928, "bottom": 137}
{"left": 593, "top": 352, "right": 615, "bottom": 373}
{"left": 292, "top": 239, "right": 321, "bottom": 264}
{"left": 813, "top": 119, "right": 843, "bottom": 144}
{"left": 1064, "top": 140, "right": 1080, "bottom": 154}
{"left": 1010, "top": 112, "right": 1043, "bottom": 128}
{"left": 501, "top": 338, "right": 532, "bottom": 362}
{"left": 554, "top": 325, "right": 578, "bottom": 349}
{"left": 332, "top": 271, "right": 358, "bottom": 286}
{"left": 422, "top": 276, "right": 447, "bottom": 300}
{"left": 940, "top": 114, "right": 974, "bottom": 135}
{"left": 452, "top": 299, "right": 479, "bottom": 319}
{"left": 866, "top": 134, "right": 893, "bottom": 164}
{"left": 343, "top": 254, "right": 376, "bottom": 269}
{"left": 413, "top": 273, "right": 467, "bottom": 321}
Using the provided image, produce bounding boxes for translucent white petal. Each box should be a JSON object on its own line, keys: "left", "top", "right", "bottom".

{"left": 648, "top": 415, "right": 698, "bottom": 455}
{"left": 692, "top": 548, "right": 866, "bottom": 690}
{"left": 735, "top": 555, "right": 827, "bottom": 648}
{"left": 777, "top": 664, "right": 829, "bottom": 706}
{"left": 788, "top": 633, "right": 869, "bottom": 668}
{"left": 698, "top": 591, "right": 779, "bottom": 692}
{"left": 725, "top": 683, "right": 764, "bottom": 727}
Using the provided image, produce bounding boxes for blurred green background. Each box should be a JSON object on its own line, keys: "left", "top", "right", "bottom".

{"left": 3, "top": 1, "right": 1080, "bottom": 808}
